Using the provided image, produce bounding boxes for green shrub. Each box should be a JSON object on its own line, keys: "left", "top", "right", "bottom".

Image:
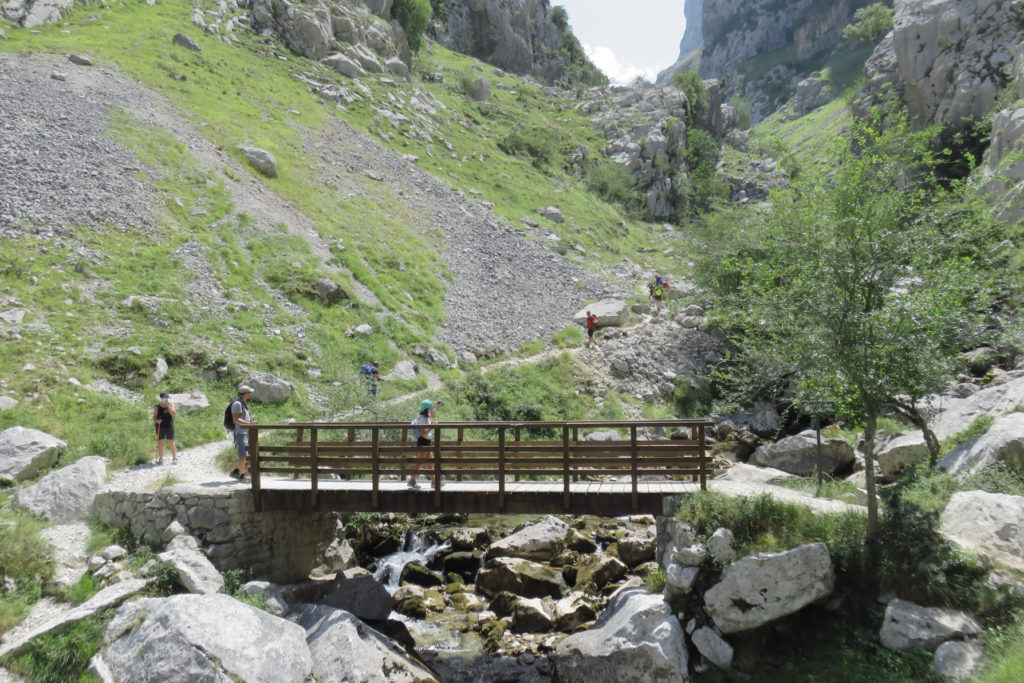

{"left": 981, "top": 610, "right": 1024, "bottom": 683}
{"left": 64, "top": 574, "right": 99, "bottom": 606}
{"left": 672, "top": 71, "right": 708, "bottom": 121}
{"left": 552, "top": 325, "right": 583, "bottom": 348}
{"left": 729, "top": 96, "right": 752, "bottom": 130}
{"left": 393, "top": 0, "right": 432, "bottom": 53}
{"left": 0, "top": 510, "right": 53, "bottom": 633}
{"left": 673, "top": 380, "right": 711, "bottom": 418}
{"left": 842, "top": 3, "right": 894, "bottom": 44}
{"left": 643, "top": 568, "right": 666, "bottom": 592}
{"left": 498, "top": 126, "right": 566, "bottom": 171}
{"left": 583, "top": 162, "right": 642, "bottom": 213}
{"left": 4, "top": 612, "right": 109, "bottom": 683}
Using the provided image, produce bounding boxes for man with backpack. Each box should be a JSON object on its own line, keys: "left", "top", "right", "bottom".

{"left": 359, "top": 361, "right": 383, "bottom": 398}
{"left": 585, "top": 310, "right": 598, "bottom": 347}
{"left": 226, "top": 384, "right": 257, "bottom": 481}
{"left": 648, "top": 274, "right": 670, "bottom": 312}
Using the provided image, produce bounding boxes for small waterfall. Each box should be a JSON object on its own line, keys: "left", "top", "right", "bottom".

{"left": 372, "top": 529, "right": 451, "bottom": 593}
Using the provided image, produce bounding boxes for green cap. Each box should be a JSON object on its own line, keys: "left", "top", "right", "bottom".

{"left": 420, "top": 399, "right": 433, "bottom": 412}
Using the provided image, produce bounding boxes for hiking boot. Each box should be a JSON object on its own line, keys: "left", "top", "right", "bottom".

{"left": 229, "top": 468, "right": 240, "bottom": 479}
{"left": 238, "top": 473, "right": 249, "bottom": 482}
{"left": 407, "top": 479, "right": 420, "bottom": 489}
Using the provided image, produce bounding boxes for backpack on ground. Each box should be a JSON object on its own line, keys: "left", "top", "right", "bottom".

{"left": 223, "top": 400, "right": 238, "bottom": 432}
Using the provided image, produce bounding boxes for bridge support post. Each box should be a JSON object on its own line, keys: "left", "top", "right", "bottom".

{"left": 250, "top": 426, "right": 261, "bottom": 513}
{"left": 371, "top": 427, "right": 380, "bottom": 509}
{"left": 433, "top": 426, "right": 442, "bottom": 509}
{"left": 562, "top": 425, "right": 570, "bottom": 512}
{"left": 630, "top": 425, "right": 638, "bottom": 511}
{"left": 498, "top": 426, "right": 506, "bottom": 512}
{"left": 310, "top": 427, "right": 319, "bottom": 510}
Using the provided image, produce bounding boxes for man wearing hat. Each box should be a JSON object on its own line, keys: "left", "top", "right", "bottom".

{"left": 230, "top": 385, "right": 257, "bottom": 481}
{"left": 153, "top": 392, "right": 177, "bottom": 465}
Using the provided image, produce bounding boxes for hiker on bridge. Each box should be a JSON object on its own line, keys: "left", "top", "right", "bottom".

{"left": 230, "top": 385, "right": 258, "bottom": 482}
{"left": 153, "top": 392, "right": 177, "bottom": 465}
{"left": 409, "top": 399, "right": 442, "bottom": 489}
{"left": 360, "top": 361, "right": 383, "bottom": 398}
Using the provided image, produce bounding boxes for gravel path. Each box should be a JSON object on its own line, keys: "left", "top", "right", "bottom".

{"left": 103, "top": 437, "right": 236, "bottom": 492}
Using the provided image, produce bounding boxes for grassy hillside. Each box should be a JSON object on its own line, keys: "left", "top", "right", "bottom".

{"left": 0, "top": 0, "right": 688, "bottom": 468}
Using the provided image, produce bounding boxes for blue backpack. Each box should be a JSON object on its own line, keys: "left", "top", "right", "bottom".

{"left": 360, "top": 364, "right": 375, "bottom": 376}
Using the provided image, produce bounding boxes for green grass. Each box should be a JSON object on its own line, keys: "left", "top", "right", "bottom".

{"left": 0, "top": 506, "right": 54, "bottom": 634}
{"left": 981, "top": 611, "right": 1024, "bottom": 683}
{"left": 3, "top": 611, "right": 110, "bottom": 683}
{"left": 777, "top": 476, "right": 864, "bottom": 504}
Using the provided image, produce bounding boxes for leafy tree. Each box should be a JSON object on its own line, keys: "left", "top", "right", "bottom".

{"left": 673, "top": 70, "right": 709, "bottom": 122}
{"left": 681, "top": 129, "right": 729, "bottom": 214}
{"left": 842, "top": 3, "right": 894, "bottom": 44}
{"left": 694, "top": 110, "right": 1008, "bottom": 535}
{"left": 394, "top": 0, "right": 432, "bottom": 53}
{"left": 729, "top": 96, "right": 752, "bottom": 130}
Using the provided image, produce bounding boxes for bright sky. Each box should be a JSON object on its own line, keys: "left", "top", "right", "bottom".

{"left": 554, "top": 1, "right": 687, "bottom": 84}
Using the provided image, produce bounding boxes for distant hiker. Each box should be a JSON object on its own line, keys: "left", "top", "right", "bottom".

{"left": 585, "top": 310, "right": 598, "bottom": 346}
{"left": 648, "top": 274, "right": 669, "bottom": 311}
{"left": 153, "top": 392, "right": 177, "bottom": 465}
{"left": 360, "top": 361, "right": 383, "bottom": 398}
{"left": 409, "top": 399, "right": 442, "bottom": 489}
{"left": 230, "top": 385, "right": 257, "bottom": 481}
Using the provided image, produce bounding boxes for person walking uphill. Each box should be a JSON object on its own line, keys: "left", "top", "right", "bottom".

{"left": 585, "top": 310, "right": 598, "bottom": 347}
{"left": 153, "top": 392, "right": 177, "bottom": 465}
{"left": 360, "top": 361, "right": 383, "bottom": 398}
{"left": 230, "top": 385, "right": 257, "bottom": 481}
{"left": 409, "top": 399, "right": 442, "bottom": 489}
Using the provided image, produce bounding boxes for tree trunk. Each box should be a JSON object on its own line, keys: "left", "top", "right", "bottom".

{"left": 887, "top": 398, "right": 941, "bottom": 467}
{"left": 863, "top": 411, "right": 879, "bottom": 537}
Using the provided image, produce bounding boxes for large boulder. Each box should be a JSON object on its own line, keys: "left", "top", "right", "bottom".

{"left": 879, "top": 598, "right": 982, "bottom": 652}
{"left": 14, "top": 455, "right": 107, "bottom": 522}
{"left": 876, "top": 431, "right": 931, "bottom": 478}
{"left": 157, "top": 535, "right": 225, "bottom": 595}
{"left": 237, "top": 145, "right": 278, "bottom": 178}
{"left": 322, "top": 568, "right": 394, "bottom": 621}
{"left": 0, "top": 426, "right": 66, "bottom": 482}
{"left": 939, "top": 490, "right": 1024, "bottom": 572}
{"left": 750, "top": 433, "right": 855, "bottom": 476}
{"left": 704, "top": 542, "right": 835, "bottom": 634}
{"left": 616, "top": 533, "right": 656, "bottom": 567}
{"left": 94, "top": 594, "right": 312, "bottom": 681}
{"left": 927, "top": 374, "right": 1024, "bottom": 441}
{"left": 714, "top": 462, "right": 796, "bottom": 485}
{"left": 933, "top": 640, "right": 986, "bottom": 682}
{"left": 294, "top": 603, "right": 438, "bottom": 682}
{"left": 572, "top": 300, "right": 630, "bottom": 328}
{"left": 164, "top": 391, "right": 209, "bottom": 414}
{"left": 940, "top": 413, "right": 1024, "bottom": 479}
{"left": 554, "top": 592, "right": 599, "bottom": 633}
{"left": 251, "top": 0, "right": 333, "bottom": 60}
{"left": 486, "top": 516, "right": 569, "bottom": 561}
{"left": 242, "top": 372, "right": 296, "bottom": 403}
{"left": 476, "top": 556, "right": 567, "bottom": 599}
{"left": 553, "top": 586, "right": 688, "bottom": 683}
{"left": 691, "top": 626, "right": 734, "bottom": 670}
{"left": 512, "top": 596, "right": 555, "bottom": 633}
{"left": 574, "top": 554, "right": 627, "bottom": 590}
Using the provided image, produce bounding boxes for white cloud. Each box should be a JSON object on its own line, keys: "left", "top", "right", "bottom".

{"left": 584, "top": 44, "right": 660, "bottom": 85}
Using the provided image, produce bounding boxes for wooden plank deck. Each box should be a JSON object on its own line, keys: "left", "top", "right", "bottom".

{"left": 255, "top": 475, "right": 703, "bottom": 515}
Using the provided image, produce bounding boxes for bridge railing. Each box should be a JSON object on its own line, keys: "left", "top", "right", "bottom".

{"left": 246, "top": 419, "right": 713, "bottom": 511}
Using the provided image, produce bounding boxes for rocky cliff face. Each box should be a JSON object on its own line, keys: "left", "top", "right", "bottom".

{"left": 427, "top": 0, "right": 605, "bottom": 87}
{"left": 854, "top": 0, "right": 1024, "bottom": 222}
{"left": 656, "top": 0, "right": 863, "bottom": 121}
{"left": 655, "top": 0, "right": 704, "bottom": 86}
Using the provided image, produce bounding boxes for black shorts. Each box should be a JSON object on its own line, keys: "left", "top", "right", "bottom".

{"left": 417, "top": 436, "right": 431, "bottom": 448}
{"left": 587, "top": 327, "right": 595, "bottom": 338}
{"left": 156, "top": 423, "right": 175, "bottom": 440}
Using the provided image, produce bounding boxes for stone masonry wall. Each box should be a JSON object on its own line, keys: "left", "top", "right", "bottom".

{"left": 92, "top": 485, "right": 338, "bottom": 583}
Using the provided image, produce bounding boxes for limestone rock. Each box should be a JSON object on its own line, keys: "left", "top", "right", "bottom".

{"left": 664, "top": 563, "right": 700, "bottom": 605}
{"left": 704, "top": 542, "right": 835, "bottom": 634}
{"left": 158, "top": 535, "right": 224, "bottom": 595}
{"left": 172, "top": 32, "right": 201, "bottom": 52}
{"left": 554, "top": 586, "right": 687, "bottom": 682}
{"left": 14, "top": 455, "right": 107, "bottom": 522}
{"left": 0, "top": 396, "right": 18, "bottom": 411}
{"left": 933, "top": 639, "right": 985, "bottom": 682}
{"left": 163, "top": 391, "right": 209, "bottom": 414}
{"left": 928, "top": 374, "right": 1024, "bottom": 441}
{"left": 537, "top": 206, "right": 564, "bottom": 223}
{"left": 939, "top": 490, "right": 1024, "bottom": 572}
{"left": 322, "top": 568, "right": 394, "bottom": 621}
{"left": 295, "top": 603, "right": 438, "bottom": 682}
{"left": 0, "top": 578, "right": 149, "bottom": 660}
{"left": 512, "top": 596, "right": 555, "bottom": 633}
{"left": 251, "top": 0, "right": 333, "bottom": 60}
{"left": 0, "top": 426, "right": 66, "bottom": 482}
{"left": 486, "top": 515, "right": 569, "bottom": 561}
{"left": 238, "top": 145, "right": 278, "bottom": 178}
{"left": 554, "top": 592, "right": 599, "bottom": 632}
{"left": 575, "top": 554, "right": 627, "bottom": 590}
{"left": 572, "top": 300, "right": 629, "bottom": 328}
{"left": 384, "top": 360, "right": 417, "bottom": 382}
{"left": 96, "top": 594, "right": 312, "bottom": 681}
{"left": 876, "top": 431, "right": 932, "bottom": 478}
{"left": 324, "top": 52, "right": 367, "bottom": 78}
{"left": 751, "top": 433, "right": 854, "bottom": 476}
{"left": 707, "top": 527, "right": 735, "bottom": 565}
{"left": 616, "top": 533, "right": 655, "bottom": 567}
{"left": 238, "top": 580, "right": 289, "bottom": 615}
{"left": 242, "top": 372, "right": 295, "bottom": 403}
{"left": 715, "top": 462, "right": 796, "bottom": 485}
{"left": 692, "top": 626, "right": 734, "bottom": 670}
{"left": 879, "top": 598, "right": 981, "bottom": 652}
{"left": 476, "top": 556, "right": 567, "bottom": 599}
{"left": 940, "top": 412, "right": 1024, "bottom": 479}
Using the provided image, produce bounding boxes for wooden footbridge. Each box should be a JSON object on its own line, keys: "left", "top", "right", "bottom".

{"left": 247, "top": 419, "right": 712, "bottom": 516}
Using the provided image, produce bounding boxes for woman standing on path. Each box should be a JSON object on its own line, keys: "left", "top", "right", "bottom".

{"left": 153, "top": 392, "right": 177, "bottom": 465}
